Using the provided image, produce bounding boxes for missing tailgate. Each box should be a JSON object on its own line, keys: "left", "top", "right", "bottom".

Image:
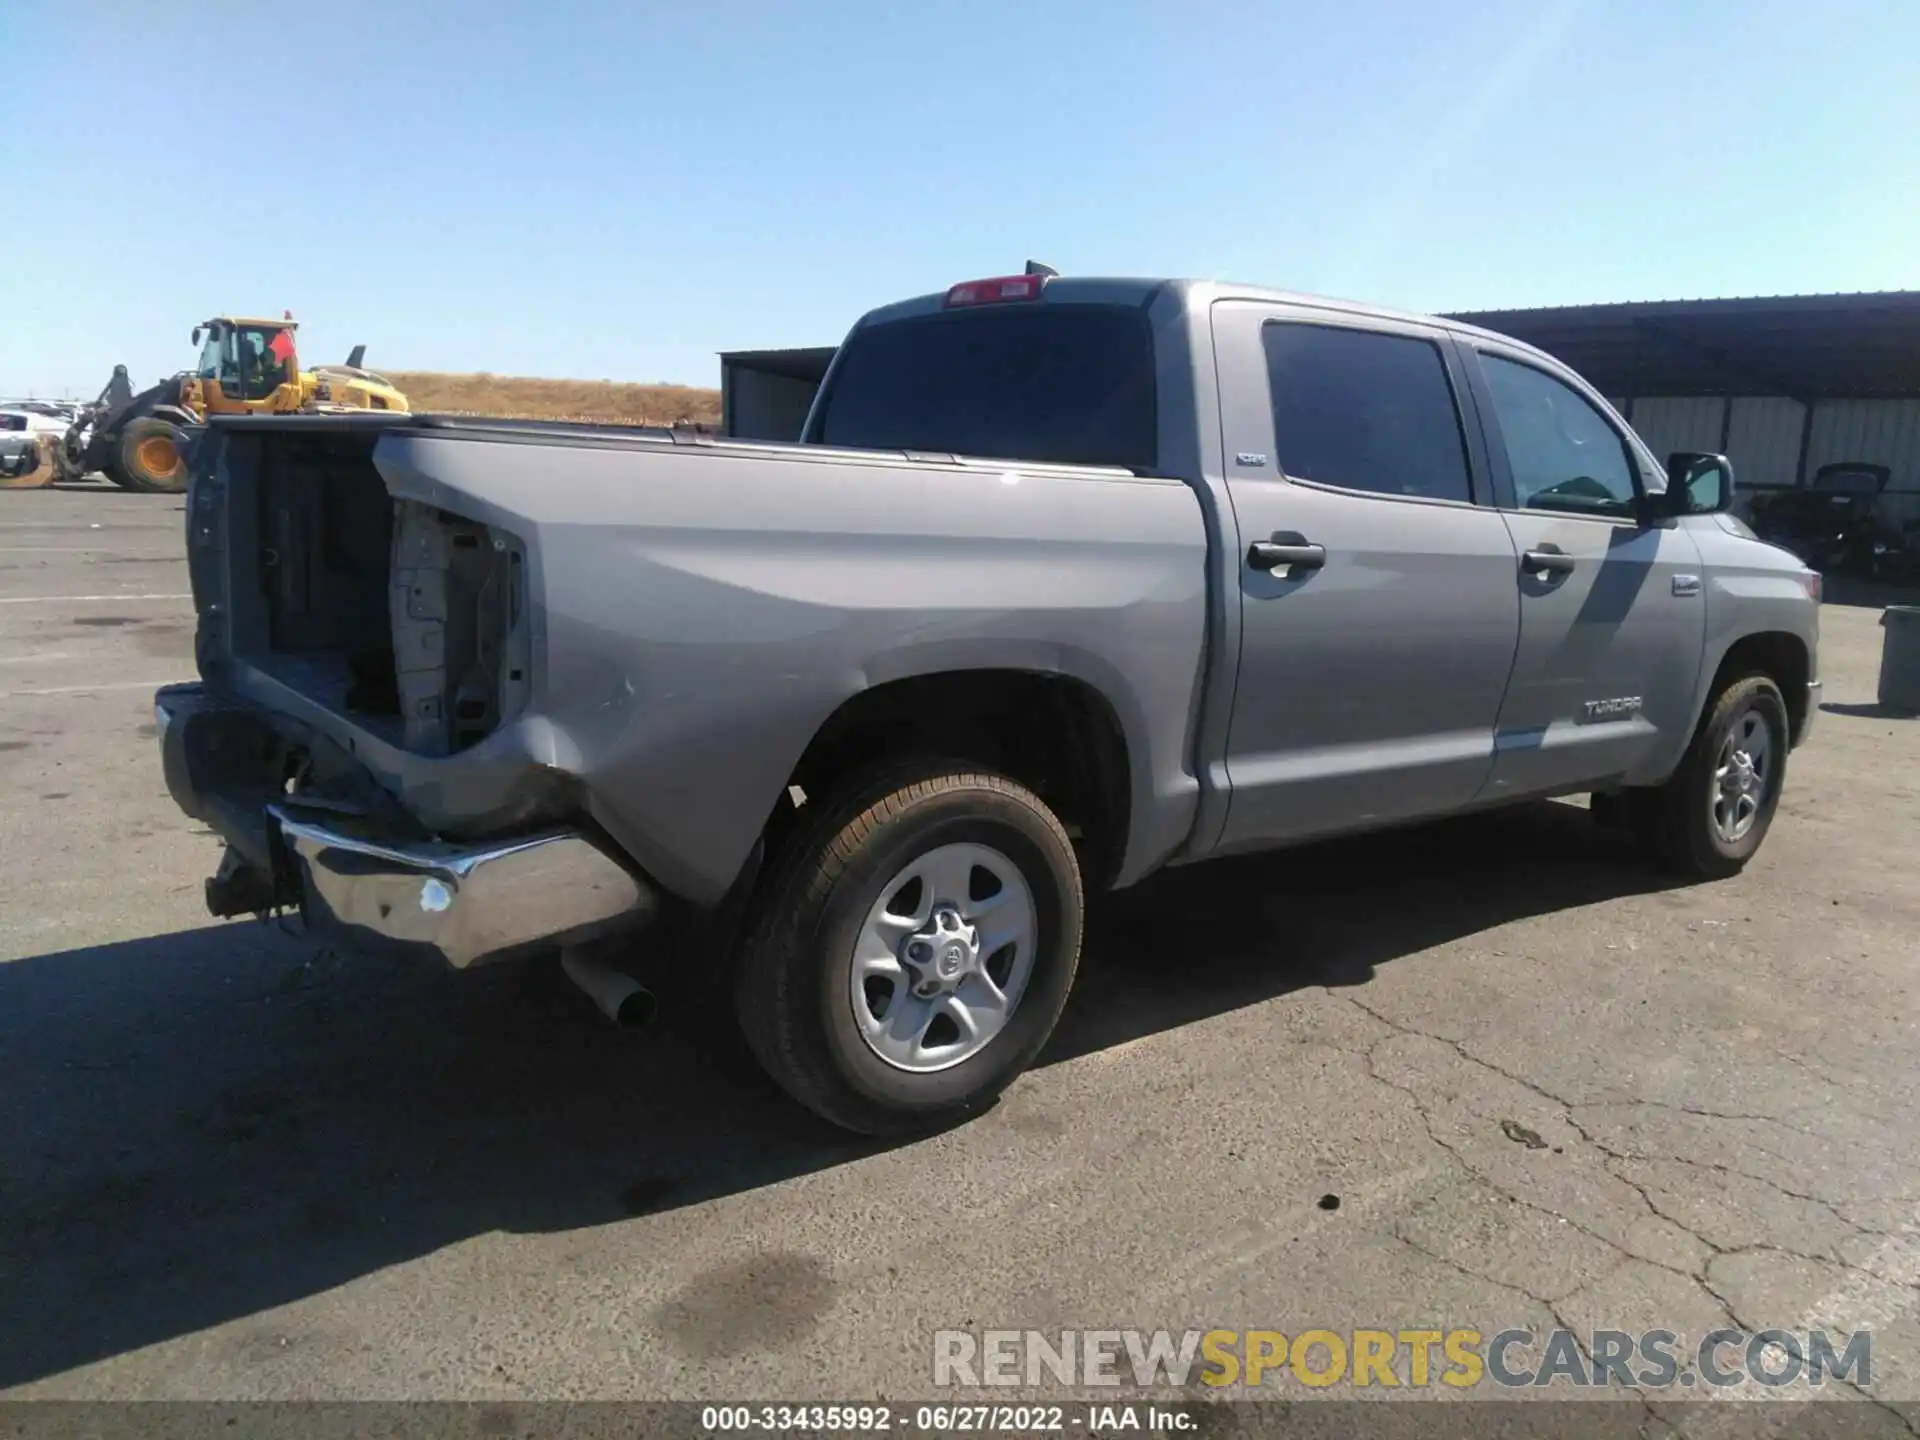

{"left": 244, "top": 430, "right": 530, "bottom": 755}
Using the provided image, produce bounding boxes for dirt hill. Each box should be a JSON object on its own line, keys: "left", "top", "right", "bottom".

{"left": 385, "top": 372, "right": 721, "bottom": 428}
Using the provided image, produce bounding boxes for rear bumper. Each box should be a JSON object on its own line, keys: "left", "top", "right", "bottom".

{"left": 156, "top": 683, "right": 657, "bottom": 968}
{"left": 269, "top": 805, "right": 655, "bottom": 969}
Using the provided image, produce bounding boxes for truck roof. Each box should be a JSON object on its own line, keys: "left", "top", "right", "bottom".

{"left": 854, "top": 275, "right": 1543, "bottom": 357}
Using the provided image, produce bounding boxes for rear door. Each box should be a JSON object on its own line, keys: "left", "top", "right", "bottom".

{"left": 1210, "top": 300, "right": 1521, "bottom": 849}
{"left": 1459, "top": 341, "right": 1706, "bottom": 798}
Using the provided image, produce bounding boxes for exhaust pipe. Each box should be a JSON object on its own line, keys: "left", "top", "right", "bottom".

{"left": 562, "top": 947, "right": 658, "bottom": 1030}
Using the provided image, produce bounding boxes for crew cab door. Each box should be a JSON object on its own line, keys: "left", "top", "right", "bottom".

{"left": 1210, "top": 300, "right": 1520, "bottom": 849}
{"left": 1457, "top": 341, "right": 1707, "bottom": 798}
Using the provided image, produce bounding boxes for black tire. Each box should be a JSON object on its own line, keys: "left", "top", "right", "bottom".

{"left": 58, "top": 449, "right": 105, "bottom": 487}
{"left": 734, "top": 762, "right": 1084, "bottom": 1136}
{"left": 114, "top": 417, "right": 192, "bottom": 493}
{"left": 1637, "top": 674, "right": 1790, "bottom": 880}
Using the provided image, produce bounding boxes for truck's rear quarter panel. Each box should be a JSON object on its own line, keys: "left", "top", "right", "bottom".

{"left": 197, "top": 421, "right": 1209, "bottom": 907}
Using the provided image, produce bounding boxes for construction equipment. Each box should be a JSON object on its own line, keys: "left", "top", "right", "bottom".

{"left": 55, "top": 314, "right": 409, "bottom": 493}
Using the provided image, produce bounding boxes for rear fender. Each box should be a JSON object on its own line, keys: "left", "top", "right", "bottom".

{"left": 368, "top": 430, "right": 1211, "bottom": 906}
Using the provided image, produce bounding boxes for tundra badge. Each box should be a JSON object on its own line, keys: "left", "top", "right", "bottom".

{"left": 1581, "top": 696, "right": 1643, "bottom": 723}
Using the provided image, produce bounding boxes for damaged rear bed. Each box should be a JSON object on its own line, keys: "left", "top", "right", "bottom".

{"left": 163, "top": 413, "right": 666, "bottom": 966}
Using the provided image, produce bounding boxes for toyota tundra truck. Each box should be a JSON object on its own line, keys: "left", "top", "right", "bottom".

{"left": 153, "top": 272, "right": 1822, "bottom": 1135}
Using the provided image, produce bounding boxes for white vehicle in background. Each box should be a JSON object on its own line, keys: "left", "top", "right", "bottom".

{"left": 1, "top": 402, "right": 73, "bottom": 435}
{"left": 0, "top": 403, "right": 74, "bottom": 483}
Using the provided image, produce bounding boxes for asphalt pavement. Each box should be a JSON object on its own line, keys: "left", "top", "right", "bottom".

{"left": 3, "top": 482, "right": 1918, "bottom": 1430}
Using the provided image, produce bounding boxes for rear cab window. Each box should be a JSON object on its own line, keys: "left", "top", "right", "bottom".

{"left": 808, "top": 303, "right": 1158, "bottom": 470}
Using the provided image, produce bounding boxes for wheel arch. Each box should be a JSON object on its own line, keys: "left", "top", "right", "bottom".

{"left": 1703, "top": 630, "right": 1812, "bottom": 746}
{"left": 778, "top": 667, "right": 1136, "bottom": 895}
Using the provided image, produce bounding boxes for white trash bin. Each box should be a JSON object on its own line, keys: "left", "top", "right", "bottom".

{"left": 1879, "top": 605, "right": 1920, "bottom": 714}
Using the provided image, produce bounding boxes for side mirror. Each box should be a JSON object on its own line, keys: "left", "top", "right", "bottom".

{"left": 1663, "top": 451, "right": 1734, "bottom": 516}
{"left": 191, "top": 327, "right": 203, "bottom": 346}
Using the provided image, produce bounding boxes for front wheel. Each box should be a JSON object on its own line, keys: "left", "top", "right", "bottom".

{"left": 1638, "top": 675, "right": 1790, "bottom": 879}
{"left": 114, "top": 417, "right": 192, "bottom": 493}
{"left": 734, "top": 764, "right": 1084, "bottom": 1136}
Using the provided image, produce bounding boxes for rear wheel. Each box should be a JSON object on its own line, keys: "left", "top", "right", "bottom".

{"left": 734, "top": 763, "right": 1084, "bottom": 1136}
{"left": 1633, "top": 675, "right": 1790, "bottom": 879}
{"left": 114, "top": 417, "right": 192, "bottom": 493}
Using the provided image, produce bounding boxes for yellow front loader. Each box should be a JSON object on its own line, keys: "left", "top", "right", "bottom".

{"left": 57, "top": 314, "right": 410, "bottom": 493}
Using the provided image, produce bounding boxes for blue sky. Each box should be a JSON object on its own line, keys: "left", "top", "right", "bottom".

{"left": 3, "top": 0, "right": 1917, "bottom": 396}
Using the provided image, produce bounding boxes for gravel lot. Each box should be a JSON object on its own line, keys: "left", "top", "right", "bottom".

{"left": 3, "top": 483, "right": 1917, "bottom": 1429}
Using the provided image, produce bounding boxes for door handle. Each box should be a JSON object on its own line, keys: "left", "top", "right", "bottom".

{"left": 1521, "top": 549, "right": 1576, "bottom": 576}
{"left": 1248, "top": 535, "right": 1326, "bottom": 572}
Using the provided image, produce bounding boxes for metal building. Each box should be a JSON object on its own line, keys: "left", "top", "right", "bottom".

{"left": 718, "top": 294, "right": 1920, "bottom": 532}
{"left": 718, "top": 347, "right": 837, "bottom": 442}
{"left": 1447, "top": 291, "right": 1920, "bottom": 527}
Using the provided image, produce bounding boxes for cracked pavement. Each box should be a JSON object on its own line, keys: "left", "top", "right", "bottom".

{"left": 2, "top": 489, "right": 1918, "bottom": 1434}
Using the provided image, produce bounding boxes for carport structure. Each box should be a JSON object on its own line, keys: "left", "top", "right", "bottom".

{"left": 1448, "top": 291, "right": 1920, "bottom": 522}
{"left": 718, "top": 347, "right": 838, "bottom": 444}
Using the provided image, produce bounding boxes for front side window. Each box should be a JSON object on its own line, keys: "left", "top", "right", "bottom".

{"left": 1261, "top": 323, "right": 1473, "bottom": 504}
{"left": 206, "top": 327, "right": 249, "bottom": 396}
{"left": 1481, "top": 355, "right": 1639, "bottom": 518}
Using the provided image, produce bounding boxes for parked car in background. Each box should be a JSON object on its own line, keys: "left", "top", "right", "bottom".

{"left": 151, "top": 272, "right": 1824, "bottom": 1135}
{"left": 0, "top": 405, "right": 69, "bottom": 483}
{"left": 1749, "top": 462, "right": 1915, "bottom": 580}
{"left": 0, "top": 403, "right": 72, "bottom": 436}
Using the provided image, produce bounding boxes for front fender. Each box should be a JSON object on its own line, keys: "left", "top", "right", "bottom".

{"left": 1667, "top": 522, "right": 1819, "bottom": 770}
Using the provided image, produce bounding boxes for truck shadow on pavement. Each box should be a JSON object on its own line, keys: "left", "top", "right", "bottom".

{"left": 0, "top": 799, "right": 1676, "bottom": 1389}
{"left": 1821, "top": 700, "right": 1915, "bottom": 720}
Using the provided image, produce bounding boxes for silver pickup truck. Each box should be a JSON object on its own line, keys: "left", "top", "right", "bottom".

{"left": 154, "top": 273, "right": 1822, "bottom": 1134}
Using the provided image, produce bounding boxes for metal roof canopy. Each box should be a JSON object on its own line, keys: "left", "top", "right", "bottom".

{"left": 1446, "top": 291, "right": 1920, "bottom": 402}
{"left": 719, "top": 346, "right": 838, "bottom": 384}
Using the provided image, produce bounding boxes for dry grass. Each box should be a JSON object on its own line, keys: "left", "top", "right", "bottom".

{"left": 385, "top": 371, "right": 721, "bottom": 428}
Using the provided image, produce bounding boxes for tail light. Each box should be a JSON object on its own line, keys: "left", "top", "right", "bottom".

{"left": 944, "top": 274, "right": 1047, "bottom": 308}
{"left": 1802, "top": 571, "right": 1822, "bottom": 604}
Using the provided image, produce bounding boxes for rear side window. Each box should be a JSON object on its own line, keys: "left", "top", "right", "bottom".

{"left": 813, "top": 305, "right": 1157, "bottom": 469}
{"left": 1262, "top": 323, "right": 1473, "bottom": 504}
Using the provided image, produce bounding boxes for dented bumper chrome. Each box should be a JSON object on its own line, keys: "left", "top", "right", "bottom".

{"left": 267, "top": 807, "right": 656, "bottom": 969}
{"left": 268, "top": 807, "right": 656, "bottom": 969}
{"left": 155, "top": 682, "right": 656, "bottom": 969}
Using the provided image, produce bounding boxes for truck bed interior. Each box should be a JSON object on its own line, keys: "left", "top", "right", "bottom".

{"left": 229, "top": 426, "right": 529, "bottom": 756}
